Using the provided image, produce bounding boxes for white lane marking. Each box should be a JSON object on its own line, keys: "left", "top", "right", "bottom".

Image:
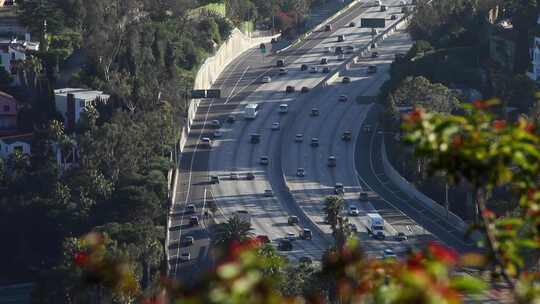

{"left": 224, "top": 66, "right": 250, "bottom": 104}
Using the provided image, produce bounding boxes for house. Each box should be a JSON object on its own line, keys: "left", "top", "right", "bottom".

{"left": 0, "top": 132, "right": 31, "bottom": 159}
{"left": 528, "top": 16, "right": 540, "bottom": 81}
{"left": 54, "top": 88, "right": 110, "bottom": 129}
{"left": 0, "top": 90, "right": 17, "bottom": 134}
{"left": 0, "top": 37, "right": 39, "bottom": 83}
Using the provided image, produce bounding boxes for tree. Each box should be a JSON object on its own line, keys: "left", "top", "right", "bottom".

{"left": 214, "top": 216, "right": 254, "bottom": 250}
{"left": 323, "top": 195, "right": 344, "bottom": 231}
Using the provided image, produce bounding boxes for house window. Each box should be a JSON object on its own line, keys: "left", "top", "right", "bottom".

{"left": 3, "top": 105, "right": 9, "bottom": 112}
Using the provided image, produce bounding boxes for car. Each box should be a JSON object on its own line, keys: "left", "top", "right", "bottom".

{"left": 367, "top": 65, "right": 377, "bottom": 74}
{"left": 272, "top": 122, "right": 280, "bottom": 130}
{"left": 337, "top": 34, "right": 345, "bottom": 42}
{"left": 277, "top": 59, "right": 285, "bottom": 67}
{"left": 285, "top": 85, "right": 295, "bottom": 93}
{"left": 335, "top": 46, "right": 343, "bottom": 55}
{"left": 210, "top": 175, "right": 220, "bottom": 184}
{"left": 324, "top": 46, "right": 332, "bottom": 53}
{"left": 396, "top": 232, "right": 408, "bottom": 241}
{"left": 363, "top": 124, "right": 372, "bottom": 133}
{"left": 338, "top": 95, "right": 348, "bottom": 102}
{"left": 271, "top": 37, "right": 278, "bottom": 44}
{"left": 279, "top": 68, "right": 288, "bottom": 75}
{"left": 296, "top": 168, "right": 305, "bottom": 177}
{"left": 295, "top": 133, "right": 304, "bottom": 142}
{"left": 230, "top": 173, "right": 239, "bottom": 180}
{"left": 342, "top": 77, "right": 351, "bottom": 84}
{"left": 301, "top": 86, "right": 310, "bottom": 93}
{"left": 189, "top": 216, "right": 200, "bottom": 226}
{"left": 390, "top": 14, "right": 397, "bottom": 20}
{"left": 334, "top": 183, "right": 344, "bottom": 195}
{"left": 311, "top": 108, "right": 320, "bottom": 116}
{"left": 401, "top": 6, "right": 409, "bottom": 13}
{"left": 251, "top": 133, "right": 261, "bottom": 143}
{"left": 349, "top": 206, "right": 360, "bottom": 216}
{"left": 299, "top": 256, "right": 313, "bottom": 265}
{"left": 349, "top": 21, "right": 356, "bottom": 27}
{"left": 380, "top": 5, "right": 387, "bottom": 12}
{"left": 264, "top": 189, "right": 274, "bottom": 197}
{"left": 184, "top": 236, "right": 195, "bottom": 246}
{"left": 342, "top": 131, "right": 352, "bottom": 141}
{"left": 256, "top": 235, "right": 271, "bottom": 244}
{"left": 213, "top": 130, "right": 223, "bottom": 138}
{"left": 226, "top": 115, "right": 235, "bottom": 123}
{"left": 328, "top": 155, "right": 337, "bottom": 167}
{"left": 186, "top": 204, "right": 196, "bottom": 214}
{"left": 324, "top": 24, "right": 332, "bottom": 31}
{"left": 345, "top": 45, "right": 355, "bottom": 50}
{"left": 309, "top": 66, "right": 318, "bottom": 73}
{"left": 288, "top": 216, "right": 299, "bottom": 225}
{"left": 320, "top": 57, "right": 328, "bottom": 65}
{"left": 348, "top": 223, "right": 358, "bottom": 232}
{"left": 246, "top": 172, "right": 255, "bottom": 180}
{"left": 301, "top": 228, "right": 312, "bottom": 240}
{"left": 383, "top": 249, "right": 397, "bottom": 259}
{"left": 201, "top": 137, "right": 212, "bottom": 148}
{"left": 279, "top": 240, "right": 293, "bottom": 251}
{"left": 311, "top": 138, "right": 319, "bottom": 147}
{"left": 400, "top": 0, "right": 407, "bottom": 5}
{"left": 180, "top": 252, "right": 191, "bottom": 262}
{"left": 279, "top": 103, "right": 289, "bottom": 114}
{"left": 211, "top": 120, "right": 221, "bottom": 128}
{"left": 262, "top": 76, "right": 272, "bottom": 83}
{"left": 260, "top": 156, "right": 269, "bottom": 165}
{"left": 371, "top": 51, "right": 379, "bottom": 58}
{"left": 359, "top": 191, "right": 368, "bottom": 201}
{"left": 286, "top": 232, "right": 296, "bottom": 241}
{"left": 301, "top": 64, "right": 308, "bottom": 71}
{"left": 322, "top": 67, "right": 330, "bottom": 73}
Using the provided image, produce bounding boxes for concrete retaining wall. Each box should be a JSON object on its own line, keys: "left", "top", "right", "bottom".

{"left": 380, "top": 137, "right": 468, "bottom": 232}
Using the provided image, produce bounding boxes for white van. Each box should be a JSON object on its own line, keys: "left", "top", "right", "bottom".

{"left": 279, "top": 104, "right": 288, "bottom": 114}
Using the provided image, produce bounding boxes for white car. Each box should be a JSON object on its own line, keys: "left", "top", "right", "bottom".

{"left": 349, "top": 206, "right": 360, "bottom": 216}
{"left": 271, "top": 122, "right": 280, "bottom": 130}
{"left": 286, "top": 232, "right": 296, "bottom": 241}
{"left": 383, "top": 249, "right": 397, "bottom": 259}
{"left": 262, "top": 76, "right": 272, "bottom": 83}
{"left": 295, "top": 133, "right": 304, "bottom": 142}
{"left": 213, "top": 130, "right": 223, "bottom": 138}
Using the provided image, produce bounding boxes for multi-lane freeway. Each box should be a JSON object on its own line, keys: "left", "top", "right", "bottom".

{"left": 168, "top": 0, "right": 473, "bottom": 282}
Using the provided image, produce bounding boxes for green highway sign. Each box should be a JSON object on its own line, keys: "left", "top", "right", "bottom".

{"left": 206, "top": 89, "right": 221, "bottom": 98}
{"left": 360, "top": 18, "right": 386, "bottom": 28}
{"left": 191, "top": 90, "right": 206, "bottom": 98}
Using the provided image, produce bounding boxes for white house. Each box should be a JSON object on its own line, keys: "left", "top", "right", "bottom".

{"left": 0, "top": 36, "right": 39, "bottom": 83}
{"left": 0, "top": 132, "right": 31, "bottom": 159}
{"left": 54, "top": 88, "right": 110, "bottom": 129}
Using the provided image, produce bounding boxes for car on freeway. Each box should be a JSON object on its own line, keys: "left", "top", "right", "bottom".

{"left": 279, "top": 103, "right": 289, "bottom": 114}
{"left": 230, "top": 173, "right": 239, "bottom": 180}
{"left": 213, "top": 130, "right": 222, "bottom": 138}
{"left": 338, "top": 95, "right": 348, "bottom": 102}
{"left": 288, "top": 216, "right": 299, "bottom": 225}
{"left": 349, "top": 206, "right": 360, "bottom": 216}
{"left": 301, "top": 64, "right": 308, "bottom": 71}
{"left": 299, "top": 256, "right": 312, "bottom": 265}
{"left": 211, "top": 120, "right": 221, "bottom": 128}
{"left": 396, "top": 232, "right": 408, "bottom": 242}
{"left": 348, "top": 223, "right": 358, "bottom": 232}
{"left": 286, "top": 232, "right": 296, "bottom": 241}
{"left": 320, "top": 57, "right": 328, "bottom": 65}
{"left": 279, "top": 68, "right": 288, "bottom": 75}
{"left": 226, "top": 115, "right": 235, "bottom": 123}
{"left": 260, "top": 156, "right": 269, "bottom": 165}
{"left": 311, "top": 138, "right": 319, "bottom": 147}
{"left": 251, "top": 133, "right": 261, "bottom": 144}
{"left": 371, "top": 51, "right": 379, "bottom": 58}
{"left": 359, "top": 191, "right": 369, "bottom": 201}
{"left": 363, "top": 124, "right": 372, "bottom": 133}
{"left": 295, "top": 133, "right": 304, "bottom": 142}
{"left": 285, "top": 85, "right": 295, "bottom": 93}
{"left": 309, "top": 66, "right": 318, "bottom": 73}
{"left": 337, "top": 34, "right": 345, "bottom": 42}
{"left": 279, "top": 239, "right": 293, "bottom": 251}
{"left": 311, "top": 108, "right": 320, "bottom": 116}
{"left": 180, "top": 252, "right": 191, "bottom": 262}
{"left": 334, "top": 183, "right": 344, "bottom": 195}
{"left": 184, "top": 236, "right": 195, "bottom": 246}
{"left": 371, "top": 28, "right": 378, "bottom": 36}
{"left": 201, "top": 137, "right": 212, "bottom": 148}
{"left": 264, "top": 189, "right": 274, "bottom": 197}
{"left": 391, "top": 14, "right": 397, "bottom": 20}
{"left": 189, "top": 216, "right": 200, "bottom": 226}
{"left": 367, "top": 65, "right": 377, "bottom": 74}
{"left": 296, "top": 168, "right": 305, "bottom": 177}
{"left": 342, "top": 76, "right": 351, "bottom": 84}
{"left": 325, "top": 46, "right": 332, "bottom": 53}
{"left": 272, "top": 122, "right": 280, "bottom": 130}
{"left": 342, "top": 131, "right": 352, "bottom": 141}
{"left": 262, "top": 76, "right": 272, "bottom": 83}
{"left": 256, "top": 235, "right": 271, "bottom": 244}
{"left": 277, "top": 59, "right": 285, "bottom": 67}
{"left": 349, "top": 21, "right": 356, "bottom": 27}
{"left": 186, "top": 204, "right": 196, "bottom": 214}
{"left": 324, "top": 24, "right": 332, "bottom": 31}
{"left": 301, "top": 86, "right": 310, "bottom": 93}
{"left": 328, "top": 155, "right": 337, "bottom": 167}
{"left": 335, "top": 46, "right": 344, "bottom": 55}
{"left": 246, "top": 172, "right": 255, "bottom": 180}
{"left": 383, "top": 249, "right": 397, "bottom": 259}
{"left": 301, "top": 228, "right": 313, "bottom": 240}
{"left": 395, "top": 53, "right": 406, "bottom": 60}
{"left": 210, "top": 175, "right": 220, "bottom": 184}
{"left": 380, "top": 5, "right": 387, "bottom": 11}
{"left": 322, "top": 67, "right": 330, "bottom": 73}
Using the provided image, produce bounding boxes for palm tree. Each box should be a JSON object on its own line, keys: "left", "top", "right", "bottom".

{"left": 214, "top": 216, "right": 254, "bottom": 248}
{"left": 323, "top": 195, "right": 344, "bottom": 231}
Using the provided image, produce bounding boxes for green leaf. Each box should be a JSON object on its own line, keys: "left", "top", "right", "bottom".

{"left": 450, "top": 275, "right": 487, "bottom": 294}
{"left": 516, "top": 239, "right": 540, "bottom": 249}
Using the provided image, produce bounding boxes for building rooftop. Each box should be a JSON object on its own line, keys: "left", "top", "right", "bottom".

{"left": 54, "top": 88, "right": 110, "bottom": 101}
{"left": 0, "top": 90, "right": 17, "bottom": 116}
{"left": 0, "top": 132, "right": 32, "bottom": 144}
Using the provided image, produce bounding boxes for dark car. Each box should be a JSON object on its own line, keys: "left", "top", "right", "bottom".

{"left": 210, "top": 175, "right": 220, "bottom": 184}
{"left": 324, "top": 24, "right": 332, "bottom": 31}
{"left": 183, "top": 236, "right": 195, "bottom": 246}
{"left": 226, "top": 115, "right": 235, "bottom": 123}
{"left": 367, "top": 66, "right": 377, "bottom": 74}
{"left": 277, "top": 59, "right": 285, "bottom": 67}
{"left": 335, "top": 46, "right": 344, "bottom": 55}
{"left": 279, "top": 240, "right": 293, "bottom": 251}
{"left": 311, "top": 108, "right": 320, "bottom": 116}
{"left": 301, "top": 64, "right": 308, "bottom": 71}
{"left": 380, "top": 5, "right": 387, "bottom": 11}
{"left": 371, "top": 52, "right": 379, "bottom": 58}
{"left": 359, "top": 191, "right": 368, "bottom": 201}
{"left": 322, "top": 67, "right": 330, "bottom": 73}
{"left": 391, "top": 14, "right": 397, "bottom": 20}
{"left": 342, "top": 77, "right": 351, "bottom": 84}
{"left": 250, "top": 133, "right": 261, "bottom": 144}
{"left": 337, "top": 34, "right": 345, "bottom": 42}
{"left": 301, "top": 86, "right": 310, "bottom": 93}
{"left": 189, "top": 216, "right": 199, "bottom": 226}
{"left": 301, "top": 228, "right": 312, "bottom": 240}
{"left": 246, "top": 172, "right": 255, "bottom": 180}
{"left": 285, "top": 85, "right": 295, "bottom": 94}
{"left": 349, "top": 21, "right": 356, "bottom": 27}
{"left": 288, "top": 216, "right": 299, "bottom": 225}
{"left": 320, "top": 57, "right": 328, "bottom": 65}
{"left": 342, "top": 131, "right": 352, "bottom": 141}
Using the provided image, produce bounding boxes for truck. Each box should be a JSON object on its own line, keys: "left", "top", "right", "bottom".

{"left": 366, "top": 213, "right": 385, "bottom": 239}
{"left": 235, "top": 210, "right": 251, "bottom": 224}
{"left": 244, "top": 104, "right": 259, "bottom": 119}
